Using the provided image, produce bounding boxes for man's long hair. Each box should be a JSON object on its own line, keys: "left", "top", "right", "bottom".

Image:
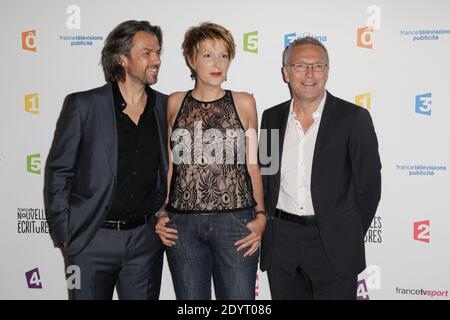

{"left": 101, "top": 20, "right": 162, "bottom": 82}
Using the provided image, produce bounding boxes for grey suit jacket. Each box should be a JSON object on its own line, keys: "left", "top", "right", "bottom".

{"left": 45, "top": 83, "right": 168, "bottom": 256}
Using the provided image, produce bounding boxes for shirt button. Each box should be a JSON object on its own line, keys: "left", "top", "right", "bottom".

{"left": 130, "top": 194, "right": 134, "bottom": 198}
{"left": 132, "top": 171, "right": 137, "bottom": 176}
{"left": 135, "top": 150, "right": 139, "bottom": 153}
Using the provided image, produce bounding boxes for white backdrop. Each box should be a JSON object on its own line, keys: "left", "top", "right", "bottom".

{"left": 1, "top": 0, "right": 449, "bottom": 300}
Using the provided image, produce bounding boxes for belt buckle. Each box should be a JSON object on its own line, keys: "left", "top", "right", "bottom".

{"left": 275, "top": 209, "right": 281, "bottom": 218}
{"left": 276, "top": 210, "right": 284, "bottom": 220}
{"left": 117, "top": 220, "right": 126, "bottom": 231}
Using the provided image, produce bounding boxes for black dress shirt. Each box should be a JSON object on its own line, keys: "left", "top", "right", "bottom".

{"left": 106, "top": 82, "right": 160, "bottom": 220}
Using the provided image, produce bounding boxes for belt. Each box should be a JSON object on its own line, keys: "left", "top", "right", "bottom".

{"left": 274, "top": 209, "right": 317, "bottom": 226}
{"left": 101, "top": 213, "right": 152, "bottom": 230}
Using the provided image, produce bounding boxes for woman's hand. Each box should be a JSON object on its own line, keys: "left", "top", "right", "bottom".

{"left": 234, "top": 213, "right": 266, "bottom": 257}
{"left": 155, "top": 213, "right": 178, "bottom": 246}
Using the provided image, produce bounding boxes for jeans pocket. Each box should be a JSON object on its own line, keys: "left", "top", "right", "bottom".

{"left": 230, "top": 210, "right": 255, "bottom": 232}
{"left": 166, "top": 211, "right": 180, "bottom": 226}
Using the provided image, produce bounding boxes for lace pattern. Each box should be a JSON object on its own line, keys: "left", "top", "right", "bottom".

{"left": 168, "top": 90, "right": 256, "bottom": 213}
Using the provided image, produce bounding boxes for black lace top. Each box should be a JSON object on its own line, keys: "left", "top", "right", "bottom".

{"left": 167, "top": 90, "right": 256, "bottom": 213}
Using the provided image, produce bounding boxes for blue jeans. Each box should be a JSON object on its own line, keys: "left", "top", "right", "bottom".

{"left": 166, "top": 209, "right": 258, "bottom": 300}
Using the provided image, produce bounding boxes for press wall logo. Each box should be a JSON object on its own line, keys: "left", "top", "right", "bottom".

{"left": 66, "top": 4, "right": 81, "bottom": 29}
{"left": 17, "top": 208, "right": 51, "bottom": 234}
{"left": 396, "top": 287, "right": 448, "bottom": 298}
{"left": 243, "top": 31, "right": 258, "bottom": 54}
{"left": 26, "top": 153, "right": 41, "bottom": 174}
{"left": 357, "top": 265, "right": 381, "bottom": 300}
{"left": 357, "top": 279, "right": 369, "bottom": 300}
{"left": 357, "top": 27, "right": 374, "bottom": 49}
{"left": 400, "top": 28, "right": 450, "bottom": 41}
{"left": 364, "top": 216, "right": 382, "bottom": 243}
{"left": 357, "top": 5, "right": 381, "bottom": 49}
{"left": 413, "top": 220, "right": 430, "bottom": 243}
{"left": 25, "top": 267, "right": 43, "bottom": 289}
{"left": 355, "top": 92, "right": 372, "bottom": 110}
{"left": 25, "top": 93, "right": 39, "bottom": 114}
{"left": 66, "top": 265, "right": 81, "bottom": 290}
{"left": 396, "top": 164, "right": 447, "bottom": 176}
{"left": 22, "top": 29, "right": 36, "bottom": 52}
{"left": 284, "top": 32, "right": 327, "bottom": 48}
{"left": 59, "top": 5, "right": 103, "bottom": 46}
{"left": 415, "top": 92, "right": 432, "bottom": 116}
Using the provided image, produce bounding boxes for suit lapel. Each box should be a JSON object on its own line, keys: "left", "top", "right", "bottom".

{"left": 311, "top": 91, "right": 337, "bottom": 181}
{"left": 94, "top": 83, "right": 117, "bottom": 177}
{"left": 276, "top": 100, "right": 291, "bottom": 186}
{"left": 153, "top": 92, "right": 168, "bottom": 172}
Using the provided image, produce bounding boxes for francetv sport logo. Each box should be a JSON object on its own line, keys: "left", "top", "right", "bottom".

{"left": 396, "top": 287, "right": 448, "bottom": 299}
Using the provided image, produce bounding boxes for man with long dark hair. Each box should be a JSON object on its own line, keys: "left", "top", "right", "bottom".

{"left": 45, "top": 20, "right": 168, "bottom": 299}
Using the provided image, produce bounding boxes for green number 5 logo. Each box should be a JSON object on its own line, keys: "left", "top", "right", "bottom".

{"left": 27, "top": 153, "right": 41, "bottom": 174}
{"left": 243, "top": 31, "right": 258, "bottom": 54}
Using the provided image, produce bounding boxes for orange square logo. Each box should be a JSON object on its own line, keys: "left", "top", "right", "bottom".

{"left": 357, "top": 26, "right": 373, "bottom": 49}
{"left": 22, "top": 30, "right": 36, "bottom": 52}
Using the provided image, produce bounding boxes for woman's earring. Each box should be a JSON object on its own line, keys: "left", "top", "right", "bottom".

{"left": 190, "top": 70, "right": 197, "bottom": 80}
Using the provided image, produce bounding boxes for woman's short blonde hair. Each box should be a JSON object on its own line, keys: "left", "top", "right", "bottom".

{"left": 182, "top": 22, "right": 236, "bottom": 68}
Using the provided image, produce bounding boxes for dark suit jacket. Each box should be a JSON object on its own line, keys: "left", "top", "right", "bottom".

{"left": 259, "top": 91, "right": 381, "bottom": 277}
{"left": 45, "top": 83, "right": 168, "bottom": 256}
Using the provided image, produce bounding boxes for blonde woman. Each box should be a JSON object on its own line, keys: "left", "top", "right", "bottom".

{"left": 155, "top": 22, "right": 265, "bottom": 300}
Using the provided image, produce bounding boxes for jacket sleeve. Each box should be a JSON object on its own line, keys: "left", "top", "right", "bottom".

{"left": 258, "top": 110, "right": 270, "bottom": 206}
{"left": 152, "top": 93, "right": 168, "bottom": 213}
{"left": 45, "top": 93, "right": 82, "bottom": 246}
{"left": 349, "top": 108, "right": 382, "bottom": 234}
